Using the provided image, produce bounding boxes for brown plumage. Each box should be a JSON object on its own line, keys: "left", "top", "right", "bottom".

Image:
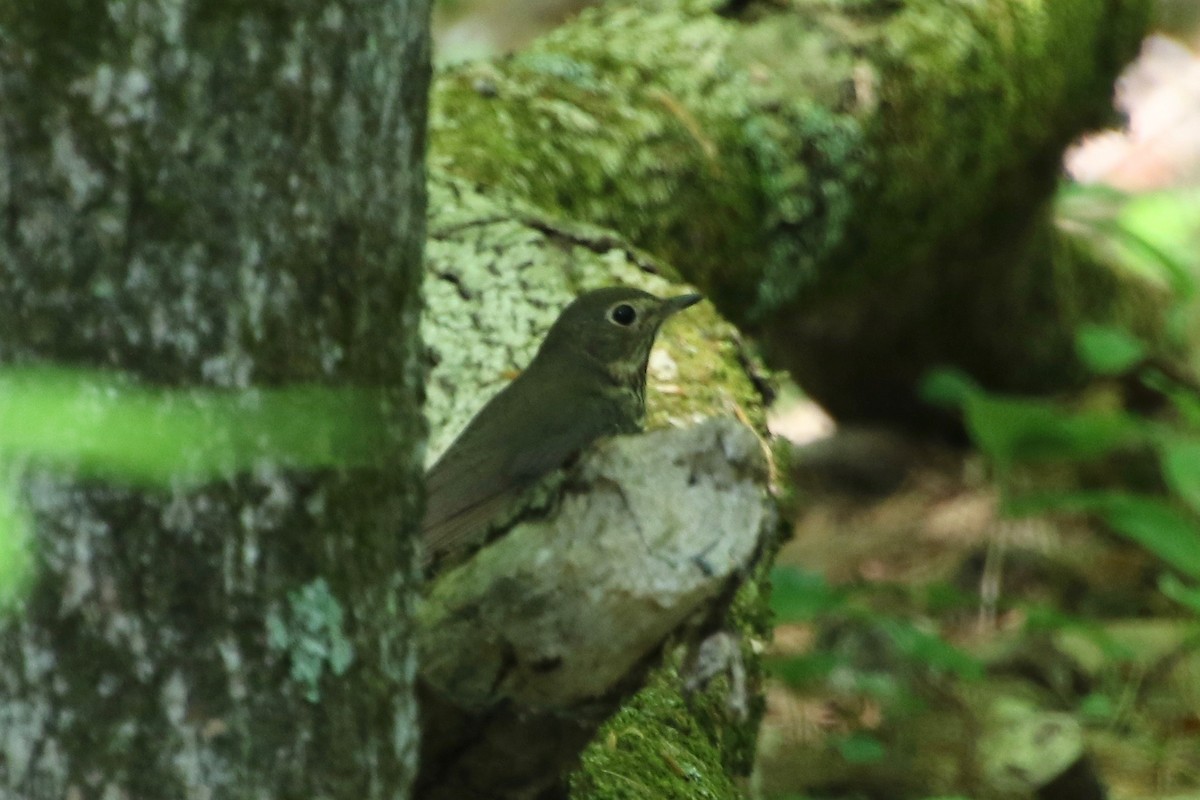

{"left": 421, "top": 287, "right": 702, "bottom": 567}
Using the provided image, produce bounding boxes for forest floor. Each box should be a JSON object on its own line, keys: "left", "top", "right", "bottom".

{"left": 763, "top": 408, "right": 1200, "bottom": 799}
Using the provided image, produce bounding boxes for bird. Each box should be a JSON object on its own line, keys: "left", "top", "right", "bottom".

{"left": 421, "top": 286, "right": 703, "bottom": 568}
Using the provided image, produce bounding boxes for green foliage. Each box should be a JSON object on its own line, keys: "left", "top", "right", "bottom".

{"left": 922, "top": 581, "right": 979, "bottom": 614}
{"left": 1161, "top": 437, "right": 1200, "bottom": 514}
{"left": 770, "top": 566, "right": 846, "bottom": 623}
{"left": 1159, "top": 573, "right": 1200, "bottom": 614}
{"left": 1010, "top": 491, "right": 1200, "bottom": 580}
{"left": 933, "top": 371, "right": 1200, "bottom": 609}
{"left": 1078, "top": 691, "right": 1119, "bottom": 724}
{"left": 1056, "top": 183, "right": 1200, "bottom": 294}
{"left": 768, "top": 651, "right": 839, "bottom": 687}
{"left": 0, "top": 366, "right": 390, "bottom": 610}
{"left": 1114, "top": 188, "right": 1200, "bottom": 289}
{"left": 1075, "top": 324, "right": 1146, "bottom": 375}
{"left": 769, "top": 567, "right": 982, "bottom": 689}
{"left": 877, "top": 618, "right": 983, "bottom": 680}
{"left": 1021, "top": 604, "right": 1133, "bottom": 662}
{"left": 931, "top": 184, "right": 1200, "bottom": 614}
{"left": 923, "top": 369, "right": 1145, "bottom": 471}
{"left": 832, "top": 732, "right": 886, "bottom": 765}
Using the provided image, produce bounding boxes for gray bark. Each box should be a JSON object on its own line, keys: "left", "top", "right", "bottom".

{"left": 0, "top": 1, "right": 430, "bottom": 797}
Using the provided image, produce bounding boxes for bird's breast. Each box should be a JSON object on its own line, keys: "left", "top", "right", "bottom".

{"left": 596, "top": 380, "right": 645, "bottom": 434}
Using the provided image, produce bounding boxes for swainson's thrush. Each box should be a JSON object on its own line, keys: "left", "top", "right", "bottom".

{"left": 422, "top": 287, "right": 702, "bottom": 566}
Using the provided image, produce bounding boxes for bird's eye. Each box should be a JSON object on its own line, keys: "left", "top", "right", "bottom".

{"left": 609, "top": 303, "right": 637, "bottom": 326}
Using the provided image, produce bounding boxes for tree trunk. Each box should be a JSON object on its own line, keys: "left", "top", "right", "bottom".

{"left": 0, "top": 1, "right": 430, "bottom": 797}
{"left": 429, "top": 0, "right": 1161, "bottom": 430}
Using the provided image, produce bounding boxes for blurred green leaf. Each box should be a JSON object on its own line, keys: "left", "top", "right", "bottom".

{"left": 1021, "top": 604, "right": 1080, "bottom": 632}
{"left": 919, "top": 368, "right": 980, "bottom": 408}
{"left": 924, "top": 370, "right": 1143, "bottom": 467}
{"left": 962, "top": 394, "right": 1142, "bottom": 468}
{"left": 1056, "top": 183, "right": 1199, "bottom": 294}
{"left": 1021, "top": 605, "right": 1132, "bottom": 661}
{"left": 1094, "top": 495, "right": 1200, "bottom": 581}
{"left": 850, "top": 671, "right": 907, "bottom": 704}
{"left": 879, "top": 618, "right": 983, "bottom": 680}
{"left": 770, "top": 567, "right": 845, "bottom": 623}
{"left": 0, "top": 367, "right": 389, "bottom": 486}
{"left": 1078, "top": 692, "right": 1117, "bottom": 723}
{"left": 923, "top": 581, "right": 978, "bottom": 613}
{"left": 767, "top": 652, "right": 838, "bottom": 687}
{"left": 834, "top": 732, "right": 886, "bottom": 764}
{"left": 1159, "top": 573, "right": 1200, "bottom": 614}
{"left": 1155, "top": 375, "right": 1200, "bottom": 429}
{"left": 1119, "top": 188, "right": 1200, "bottom": 289}
{"left": 1015, "top": 492, "right": 1200, "bottom": 580}
{"left": 1075, "top": 324, "right": 1146, "bottom": 375}
{"left": 0, "top": 466, "right": 35, "bottom": 611}
{"left": 1160, "top": 438, "right": 1200, "bottom": 516}
{"left": 1182, "top": 395, "right": 1200, "bottom": 429}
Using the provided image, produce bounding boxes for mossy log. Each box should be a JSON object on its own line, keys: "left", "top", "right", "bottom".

{"left": 430, "top": 0, "right": 1163, "bottom": 429}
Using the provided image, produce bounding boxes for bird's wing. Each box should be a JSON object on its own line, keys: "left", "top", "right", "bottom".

{"left": 421, "top": 440, "right": 514, "bottom": 565}
{"left": 420, "top": 484, "right": 517, "bottom": 568}
{"left": 421, "top": 378, "right": 623, "bottom": 566}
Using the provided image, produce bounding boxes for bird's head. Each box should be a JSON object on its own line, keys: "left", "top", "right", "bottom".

{"left": 538, "top": 287, "right": 702, "bottom": 377}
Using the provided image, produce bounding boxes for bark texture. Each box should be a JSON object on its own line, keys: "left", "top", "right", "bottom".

{"left": 0, "top": 1, "right": 429, "bottom": 797}
{"left": 430, "top": 0, "right": 1161, "bottom": 429}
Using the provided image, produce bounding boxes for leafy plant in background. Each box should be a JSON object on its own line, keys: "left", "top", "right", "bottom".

{"left": 767, "top": 565, "right": 983, "bottom": 767}
{"left": 926, "top": 183, "right": 1200, "bottom": 616}
{"left": 924, "top": 364, "right": 1200, "bottom": 613}
{"left": 763, "top": 184, "right": 1200, "bottom": 796}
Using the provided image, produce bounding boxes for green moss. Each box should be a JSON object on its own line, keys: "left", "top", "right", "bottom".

{"left": 570, "top": 567, "right": 778, "bottom": 799}
{"left": 858, "top": 0, "right": 1149, "bottom": 275}
{"left": 431, "top": 1, "right": 867, "bottom": 323}
{"left": 573, "top": 665, "right": 742, "bottom": 800}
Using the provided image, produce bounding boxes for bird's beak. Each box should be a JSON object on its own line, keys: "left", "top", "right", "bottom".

{"left": 663, "top": 293, "right": 703, "bottom": 316}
